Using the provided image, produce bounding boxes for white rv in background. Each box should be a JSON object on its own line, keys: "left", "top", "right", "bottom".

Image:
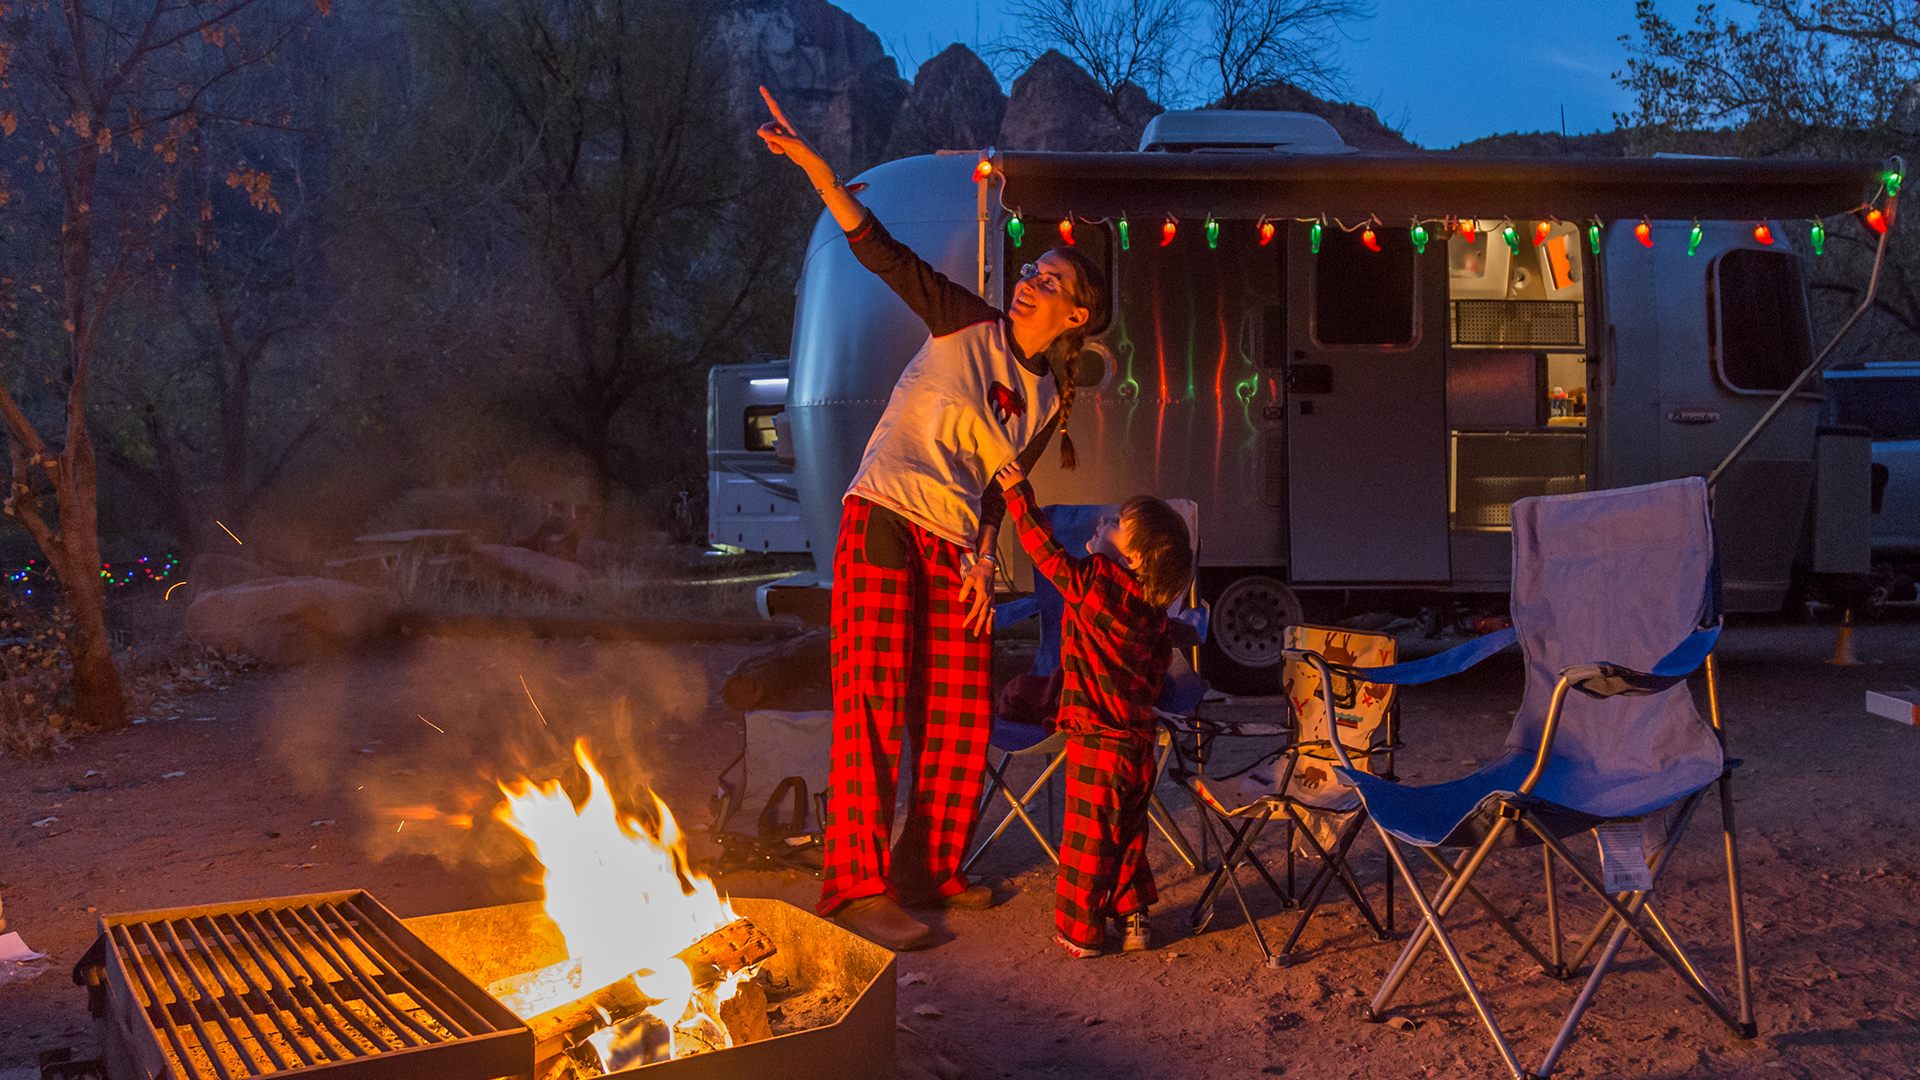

{"left": 707, "top": 361, "right": 809, "bottom": 554}
{"left": 763, "top": 112, "right": 1885, "bottom": 691}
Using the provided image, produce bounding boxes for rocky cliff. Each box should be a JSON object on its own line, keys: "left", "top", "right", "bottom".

{"left": 884, "top": 43, "right": 1007, "bottom": 157}
{"left": 996, "top": 50, "right": 1164, "bottom": 152}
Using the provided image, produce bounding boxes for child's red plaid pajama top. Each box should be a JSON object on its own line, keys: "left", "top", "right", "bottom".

{"left": 1057, "top": 731, "right": 1160, "bottom": 949}
{"left": 1003, "top": 480, "right": 1174, "bottom": 949}
{"left": 818, "top": 496, "right": 993, "bottom": 916}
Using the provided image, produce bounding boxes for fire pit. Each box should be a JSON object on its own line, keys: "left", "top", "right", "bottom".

{"left": 402, "top": 897, "right": 896, "bottom": 1080}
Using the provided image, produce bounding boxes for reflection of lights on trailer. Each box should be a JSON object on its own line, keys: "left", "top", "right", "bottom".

{"left": 748, "top": 378, "right": 788, "bottom": 388}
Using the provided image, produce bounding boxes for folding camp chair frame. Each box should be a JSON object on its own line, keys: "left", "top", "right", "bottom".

{"left": 963, "top": 723, "right": 1205, "bottom": 875}
{"left": 1163, "top": 708, "right": 1397, "bottom": 967}
{"left": 1294, "top": 648, "right": 1755, "bottom": 1080}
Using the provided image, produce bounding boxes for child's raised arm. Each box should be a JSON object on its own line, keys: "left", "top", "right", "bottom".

{"left": 996, "top": 464, "right": 1093, "bottom": 602}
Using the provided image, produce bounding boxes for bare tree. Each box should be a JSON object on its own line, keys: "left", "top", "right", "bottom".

{"left": 996, "top": 0, "right": 1369, "bottom": 107}
{"left": 1616, "top": 0, "right": 1919, "bottom": 151}
{"left": 0, "top": 0, "right": 325, "bottom": 731}
{"left": 995, "top": 0, "right": 1194, "bottom": 103}
{"left": 1204, "top": 0, "right": 1371, "bottom": 105}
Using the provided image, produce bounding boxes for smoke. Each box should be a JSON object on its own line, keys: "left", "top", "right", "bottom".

{"left": 255, "top": 635, "right": 715, "bottom": 872}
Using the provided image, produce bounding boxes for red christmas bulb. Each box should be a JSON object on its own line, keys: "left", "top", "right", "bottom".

{"left": 1752, "top": 224, "right": 1773, "bottom": 245}
{"left": 1258, "top": 220, "right": 1276, "bottom": 246}
{"left": 1459, "top": 221, "right": 1476, "bottom": 243}
{"left": 1866, "top": 207, "right": 1889, "bottom": 233}
{"left": 1534, "top": 221, "right": 1552, "bottom": 245}
{"left": 972, "top": 159, "right": 993, "bottom": 182}
{"left": 1635, "top": 221, "right": 1653, "bottom": 247}
{"left": 1161, "top": 219, "right": 1177, "bottom": 246}
{"left": 1058, "top": 218, "right": 1075, "bottom": 245}
{"left": 1361, "top": 227, "right": 1381, "bottom": 252}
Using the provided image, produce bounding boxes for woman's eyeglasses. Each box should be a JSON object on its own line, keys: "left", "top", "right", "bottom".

{"left": 1019, "top": 263, "right": 1068, "bottom": 296}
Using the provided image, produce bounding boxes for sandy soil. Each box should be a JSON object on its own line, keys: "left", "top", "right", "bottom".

{"left": 2, "top": 612, "right": 1916, "bottom": 1079}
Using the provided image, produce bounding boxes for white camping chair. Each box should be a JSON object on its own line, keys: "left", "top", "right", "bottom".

{"left": 1293, "top": 478, "right": 1753, "bottom": 1079}
{"left": 964, "top": 500, "right": 1207, "bottom": 876}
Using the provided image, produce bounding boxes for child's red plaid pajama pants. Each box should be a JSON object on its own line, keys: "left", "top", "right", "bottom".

{"left": 818, "top": 496, "right": 992, "bottom": 916}
{"left": 1056, "top": 731, "right": 1160, "bottom": 950}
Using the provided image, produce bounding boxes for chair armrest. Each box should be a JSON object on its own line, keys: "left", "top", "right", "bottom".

{"left": 1563, "top": 625, "right": 1721, "bottom": 699}
{"left": 994, "top": 595, "right": 1040, "bottom": 625}
{"left": 1306, "top": 626, "right": 1519, "bottom": 687}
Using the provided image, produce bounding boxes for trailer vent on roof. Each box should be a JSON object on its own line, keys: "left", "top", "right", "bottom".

{"left": 1451, "top": 300, "right": 1585, "bottom": 348}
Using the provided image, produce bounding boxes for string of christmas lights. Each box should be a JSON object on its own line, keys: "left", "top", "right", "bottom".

{"left": 6, "top": 555, "right": 181, "bottom": 588}
{"left": 974, "top": 157, "right": 1903, "bottom": 260}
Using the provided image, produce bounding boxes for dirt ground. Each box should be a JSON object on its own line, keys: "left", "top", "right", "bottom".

{"left": 2, "top": 610, "right": 1916, "bottom": 1079}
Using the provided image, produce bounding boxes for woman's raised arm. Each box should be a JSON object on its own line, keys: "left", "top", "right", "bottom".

{"left": 756, "top": 86, "right": 866, "bottom": 232}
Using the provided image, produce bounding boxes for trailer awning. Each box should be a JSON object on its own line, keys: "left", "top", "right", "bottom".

{"left": 991, "top": 152, "right": 1886, "bottom": 223}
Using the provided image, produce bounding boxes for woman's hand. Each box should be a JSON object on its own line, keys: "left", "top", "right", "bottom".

{"left": 995, "top": 460, "right": 1027, "bottom": 490}
{"left": 957, "top": 555, "right": 996, "bottom": 636}
{"left": 756, "top": 86, "right": 865, "bottom": 231}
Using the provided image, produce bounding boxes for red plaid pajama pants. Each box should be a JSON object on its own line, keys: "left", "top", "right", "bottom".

{"left": 1056, "top": 730, "right": 1160, "bottom": 950}
{"left": 818, "top": 496, "right": 992, "bottom": 915}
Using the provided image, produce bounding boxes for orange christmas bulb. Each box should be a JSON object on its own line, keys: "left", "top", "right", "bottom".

{"left": 1753, "top": 224, "right": 1773, "bottom": 245}
{"left": 1161, "top": 219, "right": 1177, "bottom": 246}
{"left": 1635, "top": 221, "right": 1653, "bottom": 247}
{"left": 1534, "top": 221, "right": 1551, "bottom": 245}
{"left": 1058, "top": 219, "right": 1075, "bottom": 245}
{"left": 972, "top": 159, "right": 992, "bottom": 182}
{"left": 1361, "top": 227, "right": 1381, "bottom": 252}
{"left": 1258, "top": 220, "right": 1276, "bottom": 246}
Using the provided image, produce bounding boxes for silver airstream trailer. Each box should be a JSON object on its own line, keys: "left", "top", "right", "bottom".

{"left": 767, "top": 112, "right": 1883, "bottom": 691}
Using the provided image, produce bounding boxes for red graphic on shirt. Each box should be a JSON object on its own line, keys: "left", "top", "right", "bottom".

{"left": 987, "top": 381, "right": 1026, "bottom": 425}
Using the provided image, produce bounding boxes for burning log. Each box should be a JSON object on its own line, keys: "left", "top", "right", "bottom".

{"left": 505, "top": 917, "right": 778, "bottom": 1073}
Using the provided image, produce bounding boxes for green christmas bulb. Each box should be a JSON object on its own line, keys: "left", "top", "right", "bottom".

{"left": 1206, "top": 216, "right": 1220, "bottom": 250}
{"left": 1117, "top": 218, "right": 1130, "bottom": 251}
{"left": 1411, "top": 224, "right": 1429, "bottom": 253}
{"left": 1687, "top": 221, "right": 1703, "bottom": 256}
{"left": 1887, "top": 170, "right": 1904, "bottom": 197}
{"left": 1007, "top": 214, "right": 1025, "bottom": 247}
{"left": 1587, "top": 221, "right": 1602, "bottom": 254}
{"left": 1810, "top": 221, "right": 1826, "bottom": 256}
{"left": 1501, "top": 224, "right": 1520, "bottom": 254}
{"left": 1310, "top": 221, "right": 1322, "bottom": 254}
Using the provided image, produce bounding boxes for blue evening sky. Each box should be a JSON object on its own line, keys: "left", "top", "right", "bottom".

{"left": 842, "top": 0, "right": 1651, "bottom": 150}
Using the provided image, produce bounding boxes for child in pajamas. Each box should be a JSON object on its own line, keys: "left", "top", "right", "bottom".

{"left": 994, "top": 459, "right": 1193, "bottom": 956}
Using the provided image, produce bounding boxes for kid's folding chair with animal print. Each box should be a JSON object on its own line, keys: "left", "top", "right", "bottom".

{"left": 1164, "top": 625, "right": 1397, "bottom": 967}
{"left": 963, "top": 500, "right": 1207, "bottom": 877}
{"left": 1291, "top": 478, "right": 1753, "bottom": 1079}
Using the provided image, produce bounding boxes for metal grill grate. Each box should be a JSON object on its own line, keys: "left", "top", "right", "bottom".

{"left": 82, "top": 891, "right": 530, "bottom": 1080}
{"left": 1451, "top": 300, "right": 1585, "bottom": 347}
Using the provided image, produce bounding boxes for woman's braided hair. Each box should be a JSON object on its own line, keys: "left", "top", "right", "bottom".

{"left": 1035, "top": 245, "right": 1109, "bottom": 471}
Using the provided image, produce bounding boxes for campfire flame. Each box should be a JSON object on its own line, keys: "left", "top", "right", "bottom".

{"left": 494, "top": 740, "right": 737, "bottom": 1060}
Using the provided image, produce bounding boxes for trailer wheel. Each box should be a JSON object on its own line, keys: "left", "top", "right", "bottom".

{"left": 1200, "top": 574, "right": 1303, "bottom": 695}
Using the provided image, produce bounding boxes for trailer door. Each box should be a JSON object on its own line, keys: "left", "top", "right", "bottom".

{"left": 1284, "top": 224, "right": 1450, "bottom": 582}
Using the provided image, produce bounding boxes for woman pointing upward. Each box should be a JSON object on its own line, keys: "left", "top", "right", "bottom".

{"left": 757, "top": 87, "right": 1109, "bottom": 951}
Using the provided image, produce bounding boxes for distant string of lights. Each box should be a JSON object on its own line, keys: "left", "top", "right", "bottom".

{"left": 976, "top": 159, "right": 1902, "bottom": 260}
{"left": 6, "top": 555, "right": 180, "bottom": 589}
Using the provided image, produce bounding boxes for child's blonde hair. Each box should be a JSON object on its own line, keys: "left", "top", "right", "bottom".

{"left": 1120, "top": 496, "right": 1192, "bottom": 609}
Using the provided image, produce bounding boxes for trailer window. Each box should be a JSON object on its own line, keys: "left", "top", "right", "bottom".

{"left": 1827, "top": 375, "right": 1920, "bottom": 441}
{"left": 1315, "top": 227, "right": 1415, "bottom": 346}
{"left": 1713, "top": 249, "right": 1814, "bottom": 393}
{"left": 744, "top": 405, "right": 782, "bottom": 452}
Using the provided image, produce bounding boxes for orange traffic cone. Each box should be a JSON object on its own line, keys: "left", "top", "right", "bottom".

{"left": 1830, "top": 609, "right": 1861, "bottom": 666}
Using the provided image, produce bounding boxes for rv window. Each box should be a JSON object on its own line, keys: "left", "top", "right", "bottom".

{"left": 1828, "top": 375, "right": 1920, "bottom": 441}
{"left": 1713, "top": 249, "right": 1814, "bottom": 393}
{"left": 744, "top": 405, "right": 783, "bottom": 452}
{"left": 1315, "top": 228, "right": 1415, "bottom": 346}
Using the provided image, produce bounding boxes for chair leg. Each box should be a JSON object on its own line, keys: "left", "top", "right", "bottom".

{"left": 1544, "top": 843, "right": 1563, "bottom": 974}
{"left": 1718, "top": 771, "right": 1758, "bottom": 1037}
{"left": 1414, "top": 845, "right": 1563, "bottom": 976}
{"left": 962, "top": 749, "right": 1068, "bottom": 875}
{"left": 1189, "top": 811, "right": 1274, "bottom": 930}
{"left": 1375, "top": 826, "right": 1528, "bottom": 1080}
{"left": 1284, "top": 807, "right": 1388, "bottom": 940}
{"left": 1369, "top": 815, "right": 1514, "bottom": 1021}
{"left": 1147, "top": 740, "right": 1204, "bottom": 872}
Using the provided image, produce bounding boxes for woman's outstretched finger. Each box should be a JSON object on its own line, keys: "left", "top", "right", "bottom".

{"left": 759, "top": 85, "right": 797, "bottom": 135}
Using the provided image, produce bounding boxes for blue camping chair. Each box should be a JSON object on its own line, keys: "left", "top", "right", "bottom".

{"left": 1292, "top": 478, "right": 1754, "bottom": 1079}
{"left": 962, "top": 501, "right": 1208, "bottom": 876}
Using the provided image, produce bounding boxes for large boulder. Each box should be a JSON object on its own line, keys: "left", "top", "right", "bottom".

{"left": 998, "top": 50, "right": 1162, "bottom": 152}
{"left": 1216, "top": 82, "right": 1419, "bottom": 153}
{"left": 884, "top": 44, "right": 1007, "bottom": 159}
{"left": 187, "top": 552, "right": 275, "bottom": 602}
{"left": 473, "top": 544, "right": 588, "bottom": 597}
{"left": 186, "top": 577, "right": 390, "bottom": 666}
